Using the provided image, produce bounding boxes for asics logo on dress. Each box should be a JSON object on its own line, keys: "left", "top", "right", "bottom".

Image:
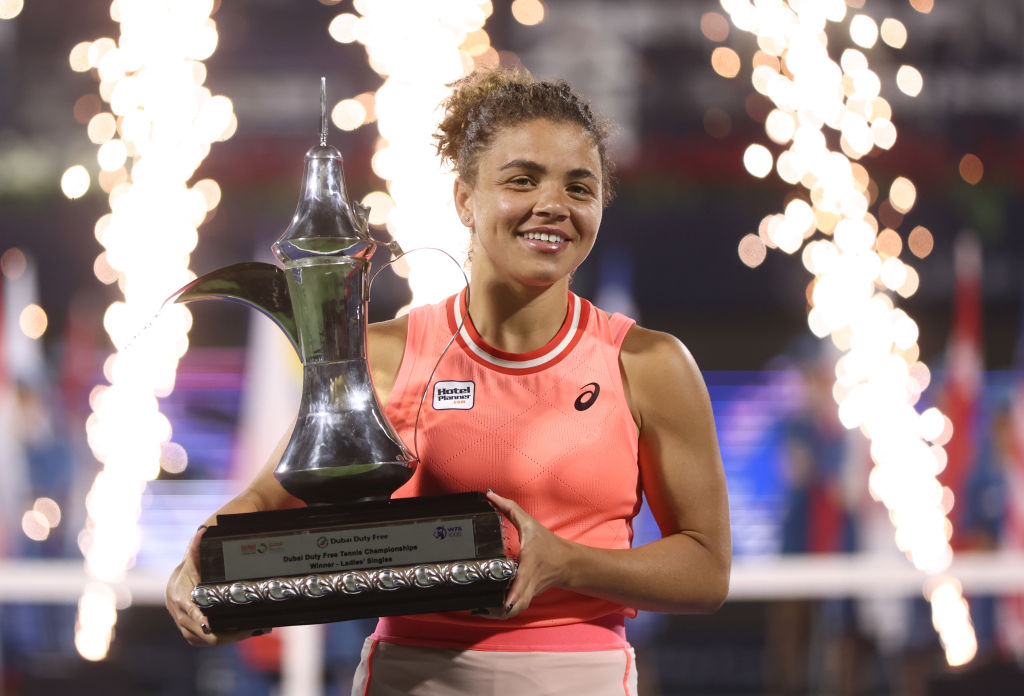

{"left": 574, "top": 382, "right": 600, "bottom": 411}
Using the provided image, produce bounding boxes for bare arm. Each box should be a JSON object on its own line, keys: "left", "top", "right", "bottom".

{"left": 165, "top": 423, "right": 303, "bottom": 645}
{"left": 493, "top": 326, "right": 731, "bottom": 616}
{"left": 165, "top": 315, "right": 410, "bottom": 645}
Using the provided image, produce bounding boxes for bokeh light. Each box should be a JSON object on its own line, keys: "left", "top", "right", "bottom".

{"left": 21, "top": 510, "right": 50, "bottom": 542}
{"left": 327, "top": 0, "right": 499, "bottom": 310}
{"left": 0, "top": 0, "right": 24, "bottom": 21}
{"left": 700, "top": 12, "right": 730, "bottom": 42}
{"left": 87, "top": 113, "right": 118, "bottom": 144}
{"left": 849, "top": 15, "right": 878, "bottom": 48}
{"left": 61, "top": 165, "right": 91, "bottom": 199}
{"left": 889, "top": 176, "right": 917, "bottom": 214}
{"left": 18, "top": 304, "right": 48, "bottom": 339}
{"left": 908, "top": 225, "right": 934, "bottom": 259}
{"left": 159, "top": 441, "right": 189, "bottom": 474}
{"left": 880, "top": 18, "right": 907, "bottom": 49}
{"left": 511, "top": 0, "right": 544, "bottom": 26}
{"left": 34, "top": 497, "right": 63, "bottom": 528}
{"left": 896, "top": 65, "right": 924, "bottom": 97}
{"left": 73, "top": 0, "right": 233, "bottom": 661}
{"left": 737, "top": 233, "right": 767, "bottom": 268}
{"left": 876, "top": 228, "right": 902, "bottom": 258}
{"left": 719, "top": 0, "right": 976, "bottom": 665}
{"left": 1, "top": 247, "right": 27, "bottom": 278}
{"left": 328, "top": 13, "right": 359, "bottom": 43}
{"left": 331, "top": 98, "right": 368, "bottom": 131}
{"left": 958, "top": 153, "right": 983, "bottom": 185}
{"left": 743, "top": 143, "right": 773, "bottom": 178}
{"left": 711, "top": 46, "right": 742, "bottom": 78}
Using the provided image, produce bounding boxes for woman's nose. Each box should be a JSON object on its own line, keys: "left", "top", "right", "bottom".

{"left": 533, "top": 186, "right": 568, "bottom": 218}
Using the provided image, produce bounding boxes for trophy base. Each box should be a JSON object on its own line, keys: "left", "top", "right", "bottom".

{"left": 192, "top": 492, "right": 516, "bottom": 632}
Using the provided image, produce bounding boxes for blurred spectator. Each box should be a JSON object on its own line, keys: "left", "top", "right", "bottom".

{"left": 765, "top": 340, "right": 867, "bottom": 696}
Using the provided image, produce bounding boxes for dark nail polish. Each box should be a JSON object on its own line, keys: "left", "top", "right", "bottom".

{"left": 505, "top": 603, "right": 514, "bottom": 613}
{"left": 201, "top": 623, "right": 211, "bottom": 635}
{"left": 251, "top": 629, "right": 266, "bottom": 637}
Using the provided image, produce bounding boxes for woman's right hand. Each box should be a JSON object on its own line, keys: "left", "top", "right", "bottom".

{"left": 166, "top": 425, "right": 299, "bottom": 645}
{"left": 165, "top": 525, "right": 254, "bottom": 646}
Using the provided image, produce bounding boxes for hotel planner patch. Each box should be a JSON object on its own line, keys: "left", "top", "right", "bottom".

{"left": 433, "top": 380, "right": 475, "bottom": 410}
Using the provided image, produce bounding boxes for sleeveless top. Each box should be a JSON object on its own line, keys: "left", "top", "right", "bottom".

{"left": 375, "top": 289, "right": 640, "bottom": 650}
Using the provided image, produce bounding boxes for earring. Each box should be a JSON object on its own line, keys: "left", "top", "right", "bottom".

{"left": 463, "top": 215, "right": 471, "bottom": 224}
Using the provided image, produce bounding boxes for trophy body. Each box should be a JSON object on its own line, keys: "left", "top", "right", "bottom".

{"left": 170, "top": 85, "right": 515, "bottom": 632}
{"left": 273, "top": 252, "right": 414, "bottom": 505}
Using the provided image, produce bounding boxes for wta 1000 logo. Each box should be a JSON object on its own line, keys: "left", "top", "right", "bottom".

{"left": 433, "top": 523, "right": 464, "bottom": 540}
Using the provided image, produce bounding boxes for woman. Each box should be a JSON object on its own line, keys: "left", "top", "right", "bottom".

{"left": 166, "top": 68, "right": 731, "bottom": 695}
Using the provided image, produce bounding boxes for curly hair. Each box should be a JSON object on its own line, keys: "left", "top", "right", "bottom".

{"left": 434, "top": 68, "right": 616, "bottom": 206}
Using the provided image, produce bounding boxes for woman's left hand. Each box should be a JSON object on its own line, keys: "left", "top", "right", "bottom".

{"left": 485, "top": 489, "right": 572, "bottom": 619}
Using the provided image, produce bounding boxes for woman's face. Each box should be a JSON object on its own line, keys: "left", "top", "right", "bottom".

{"left": 455, "top": 118, "right": 604, "bottom": 289}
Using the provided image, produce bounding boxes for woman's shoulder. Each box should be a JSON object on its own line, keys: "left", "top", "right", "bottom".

{"left": 619, "top": 324, "right": 693, "bottom": 365}
{"left": 369, "top": 313, "right": 410, "bottom": 345}
{"left": 619, "top": 325, "right": 709, "bottom": 419}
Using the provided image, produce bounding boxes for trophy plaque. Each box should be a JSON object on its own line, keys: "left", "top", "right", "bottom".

{"left": 192, "top": 492, "right": 514, "bottom": 632}
{"left": 169, "top": 80, "right": 516, "bottom": 633}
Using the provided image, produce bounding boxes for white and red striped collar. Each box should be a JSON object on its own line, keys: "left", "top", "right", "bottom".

{"left": 446, "top": 289, "right": 589, "bottom": 375}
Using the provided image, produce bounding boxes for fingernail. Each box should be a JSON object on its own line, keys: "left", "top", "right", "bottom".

{"left": 505, "top": 602, "right": 514, "bottom": 614}
{"left": 201, "top": 623, "right": 211, "bottom": 635}
{"left": 251, "top": 629, "right": 266, "bottom": 637}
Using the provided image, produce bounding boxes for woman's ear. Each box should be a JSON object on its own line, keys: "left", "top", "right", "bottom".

{"left": 453, "top": 177, "right": 474, "bottom": 228}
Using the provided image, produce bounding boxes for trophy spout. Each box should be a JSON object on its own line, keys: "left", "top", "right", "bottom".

{"left": 168, "top": 262, "right": 299, "bottom": 354}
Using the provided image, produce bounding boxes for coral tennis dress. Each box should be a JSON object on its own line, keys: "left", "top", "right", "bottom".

{"left": 371, "top": 288, "right": 641, "bottom": 652}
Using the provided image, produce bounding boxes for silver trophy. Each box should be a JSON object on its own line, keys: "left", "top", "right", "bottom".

{"left": 169, "top": 79, "right": 514, "bottom": 632}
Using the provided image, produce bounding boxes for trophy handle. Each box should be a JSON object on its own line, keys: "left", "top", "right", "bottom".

{"left": 169, "top": 261, "right": 299, "bottom": 354}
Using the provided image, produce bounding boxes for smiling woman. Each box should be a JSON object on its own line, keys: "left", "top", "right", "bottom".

{"left": 453, "top": 118, "right": 604, "bottom": 298}
{"left": 165, "top": 68, "right": 731, "bottom": 696}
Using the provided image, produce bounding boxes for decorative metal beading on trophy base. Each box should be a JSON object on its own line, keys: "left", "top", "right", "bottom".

{"left": 169, "top": 80, "right": 516, "bottom": 633}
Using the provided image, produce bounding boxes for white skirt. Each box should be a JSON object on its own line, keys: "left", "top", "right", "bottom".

{"left": 350, "top": 637, "right": 639, "bottom": 696}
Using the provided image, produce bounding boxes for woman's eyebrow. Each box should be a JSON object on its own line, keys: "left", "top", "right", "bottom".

{"left": 566, "top": 167, "right": 598, "bottom": 181}
{"left": 499, "top": 158, "right": 545, "bottom": 173}
{"left": 499, "top": 160, "right": 598, "bottom": 181}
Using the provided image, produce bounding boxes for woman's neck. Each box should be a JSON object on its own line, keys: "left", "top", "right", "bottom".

{"left": 465, "top": 277, "right": 570, "bottom": 354}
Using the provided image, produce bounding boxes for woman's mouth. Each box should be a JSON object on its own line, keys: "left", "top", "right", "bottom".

{"left": 518, "top": 229, "right": 569, "bottom": 252}
{"left": 520, "top": 230, "right": 564, "bottom": 243}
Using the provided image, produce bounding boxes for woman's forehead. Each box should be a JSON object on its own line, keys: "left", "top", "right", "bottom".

{"left": 481, "top": 119, "right": 601, "bottom": 170}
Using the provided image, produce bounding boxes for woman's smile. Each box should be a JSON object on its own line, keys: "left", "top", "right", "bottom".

{"left": 518, "top": 226, "right": 570, "bottom": 252}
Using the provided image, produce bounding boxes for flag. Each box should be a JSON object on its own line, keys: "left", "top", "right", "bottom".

{"left": 940, "top": 231, "right": 983, "bottom": 549}
{"left": 997, "top": 264, "right": 1024, "bottom": 661}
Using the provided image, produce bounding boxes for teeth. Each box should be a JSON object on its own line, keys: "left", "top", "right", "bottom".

{"left": 522, "top": 231, "right": 563, "bottom": 243}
